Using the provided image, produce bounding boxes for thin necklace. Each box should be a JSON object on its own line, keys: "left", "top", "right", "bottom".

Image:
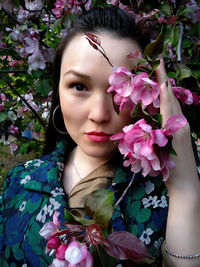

{"left": 72, "top": 157, "right": 82, "bottom": 181}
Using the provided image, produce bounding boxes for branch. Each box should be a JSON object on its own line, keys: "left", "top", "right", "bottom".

{"left": 2, "top": 7, "right": 20, "bottom": 25}
{"left": 0, "top": 74, "right": 46, "bottom": 127}
{"left": 0, "top": 70, "right": 27, "bottom": 73}
{"left": 177, "top": 23, "right": 184, "bottom": 63}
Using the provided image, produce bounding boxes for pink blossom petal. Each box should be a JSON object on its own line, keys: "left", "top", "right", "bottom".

{"left": 154, "top": 129, "right": 168, "bottom": 147}
{"left": 165, "top": 114, "right": 187, "bottom": 136}
{"left": 39, "top": 222, "right": 57, "bottom": 239}
{"left": 65, "top": 240, "right": 87, "bottom": 265}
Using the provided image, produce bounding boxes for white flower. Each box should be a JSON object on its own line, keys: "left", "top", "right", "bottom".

{"left": 153, "top": 195, "right": 168, "bottom": 208}
{"left": 19, "top": 201, "right": 27, "bottom": 212}
{"left": 21, "top": 175, "right": 31, "bottom": 184}
{"left": 36, "top": 204, "right": 48, "bottom": 223}
{"left": 57, "top": 162, "right": 64, "bottom": 172}
{"left": 34, "top": 159, "right": 44, "bottom": 167}
{"left": 140, "top": 228, "right": 153, "bottom": 245}
{"left": 145, "top": 180, "right": 155, "bottom": 194}
{"left": 142, "top": 196, "right": 157, "bottom": 208}
{"left": 47, "top": 198, "right": 61, "bottom": 216}
{"left": 8, "top": 110, "right": 17, "bottom": 121}
{"left": 24, "top": 160, "right": 33, "bottom": 168}
{"left": 51, "top": 187, "right": 64, "bottom": 197}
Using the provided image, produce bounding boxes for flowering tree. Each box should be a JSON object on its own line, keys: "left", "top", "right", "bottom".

{"left": 0, "top": 0, "right": 199, "bottom": 159}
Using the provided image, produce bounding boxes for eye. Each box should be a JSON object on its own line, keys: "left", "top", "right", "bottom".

{"left": 71, "top": 83, "right": 87, "bottom": 92}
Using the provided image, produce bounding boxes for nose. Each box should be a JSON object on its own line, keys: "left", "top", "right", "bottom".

{"left": 88, "top": 92, "right": 111, "bottom": 123}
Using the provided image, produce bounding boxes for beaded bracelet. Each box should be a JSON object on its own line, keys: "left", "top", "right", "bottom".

{"left": 164, "top": 243, "right": 200, "bottom": 259}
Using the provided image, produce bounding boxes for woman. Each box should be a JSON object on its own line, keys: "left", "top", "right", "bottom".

{"left": 0, "top": 6, "right": 200, "bottom": 267}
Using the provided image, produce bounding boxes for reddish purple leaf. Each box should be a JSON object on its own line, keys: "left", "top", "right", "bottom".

{"left": 84, "top": 224, "right": 104, "bottom": 246}
{"left": 138, "top": 9, "right": 160, "bottom": 23}
{"left": 85, "top": 33, "right": 101, "bottom": 45}
{"left": 166, "top": 15, "right": 178, "bottom": 26}
{"left": 63, "top": 222, "right": 86, "bottom": 233}
{"left": 86, "top": 38, "right": 99, "bottom": 50}
{"left": 103, "top": 231, "right": 155, "bottom": 264}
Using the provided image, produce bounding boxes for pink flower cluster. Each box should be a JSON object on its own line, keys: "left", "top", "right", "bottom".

{"left": 52, "top": 0, "right": 91, "bottom": 17}
{"left": 39, "top": 212, "right": 93, "bottom": 267}
{"left": 107, "top": 67, "right": 191, "bottom": 181}
{"left": 111, "top": 115, "right": 187, "bottom": 181}
{"left": 107, "top": 67, "right": 160, "bottom": 114}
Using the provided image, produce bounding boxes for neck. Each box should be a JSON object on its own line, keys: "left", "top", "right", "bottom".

{"left": 73, "top": 146, "right": 112, "bottom": 178}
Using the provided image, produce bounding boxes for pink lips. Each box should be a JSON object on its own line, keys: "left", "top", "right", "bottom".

{"left": 86, "top": 131, "right": 111, "bottom": 142}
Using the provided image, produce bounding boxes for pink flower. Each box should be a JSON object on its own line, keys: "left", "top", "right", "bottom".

{"left": 8, "top": 125, "right": 19, "bottom": 134}
{"left": 65, "top": 239, "right": 93, "bottom": 266}
{"left": 10, "top": 143, "right": 18, "bottom": 155}
{"left": 25, "top": 0, "right": 43, "bottom": 11}
{"left": 108, "top": 67, "right": 135, "bottom": 98}
{"left": 192, "top": 93, "right": 199, "bottom": 106}
{"left": 39, "top": 211, "right": 60, "bottom": 239}
{"left": 158, "top": 17, "right": 165, "bottom": 24}
{"left": 28, "top": 51, "right": 46, "bottom": 72}
{"left": 107, "top": 67, "right": 136, "bottom": 113}
{"left": 163, "top": 114, "right": 187, "bottom": 137}
{"left": 131, "top": 72, "right": 160, "bottom": 109}
{"left": 1, "top": 93, "right": 7, "bottom": 102}
{"left": 172, "top": 87, "right": 193, "bottom": 105}
{"left": 56, "top": 244, "right": 68, "bottom": 260}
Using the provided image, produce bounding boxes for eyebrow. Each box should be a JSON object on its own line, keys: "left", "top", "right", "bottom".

{"left": 64, "top": 70, "right": 91, "bottom": 80}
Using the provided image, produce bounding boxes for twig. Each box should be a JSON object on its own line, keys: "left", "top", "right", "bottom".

{"left": 115, "top": 173, "right": 135, "bottom": 208}
{"left": 0, "top": 128, "right": 44, "bottom": 144}
{"left": 177, "top": 23, "right": 184, "bottom": 63}
{"left": 0, "top": 74, "right": 46, "bottom": 127}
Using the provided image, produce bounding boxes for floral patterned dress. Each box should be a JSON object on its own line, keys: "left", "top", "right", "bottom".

{"left": 0, "top": 140, "right": 168, "bottom": 266}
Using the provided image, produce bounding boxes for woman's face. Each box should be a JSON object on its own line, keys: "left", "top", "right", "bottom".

{"left": 59, "top": 33, "right": 141, "bottom": 161}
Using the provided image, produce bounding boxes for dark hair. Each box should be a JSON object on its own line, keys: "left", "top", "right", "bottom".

{"left": 43, "top": 6, "right": 148, "bottom": 154}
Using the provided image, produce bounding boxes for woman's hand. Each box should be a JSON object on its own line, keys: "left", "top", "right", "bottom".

{"left": 155, "top": 57, "right": 200, "bottom": 267}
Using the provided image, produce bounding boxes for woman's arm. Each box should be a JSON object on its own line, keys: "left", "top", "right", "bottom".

{"left": 155, "top": 58, "right": 200, "bottom": 267}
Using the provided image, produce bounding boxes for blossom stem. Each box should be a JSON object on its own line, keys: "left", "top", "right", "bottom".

{"left": 177, "top": 23, "right": 184, "bottom": 63}
{"left": 115, "top": 173, "right": 135, "bottom": 208}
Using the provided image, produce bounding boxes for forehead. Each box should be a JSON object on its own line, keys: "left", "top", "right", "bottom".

{"left": 60, "top": 33, "right": 142, "bottom": 72}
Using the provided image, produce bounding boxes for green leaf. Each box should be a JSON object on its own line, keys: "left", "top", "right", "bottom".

{"left": 170, "top": 147, "right": 177, "bottom": 156}
{"left": 35, "top": 77, "right": 52, "bottom": 97}
{"left": 0, "top": 112, "right": 8, "bottom": 122}
{"left": 18, "top": 143, "right": 30, "bottom": 154}
{"left": 167, "top": 71, "right": 177, "bottom": 78}
{"left": 172, "top": 26, "right": 179, "bottom": 47}
{"left": 64, "top": 209, "right": 75, "bottom": 222}
{"left": 84, "top": 189, "right": 114, "bottom": 229}
{"left": 179, "top": 67, "right": 192, "bottom": 80}
{"left": 71, "top": 215, "right": 95, "bottom": 226}
{"left": 178, "top": 6, "right": 191, "bottom": 17}
{"left": 64, "top": 209, "right": 95, "bottom": 225}
{"left": 144, "top": 27, "right": 164, "bottom": 59}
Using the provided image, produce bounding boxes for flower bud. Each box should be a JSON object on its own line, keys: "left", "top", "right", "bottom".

{"left": 56, "top": 244, "right": 68, "bottom": 260}
{"left": 47, "top": 236, "right": 60, "bottom": 250}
